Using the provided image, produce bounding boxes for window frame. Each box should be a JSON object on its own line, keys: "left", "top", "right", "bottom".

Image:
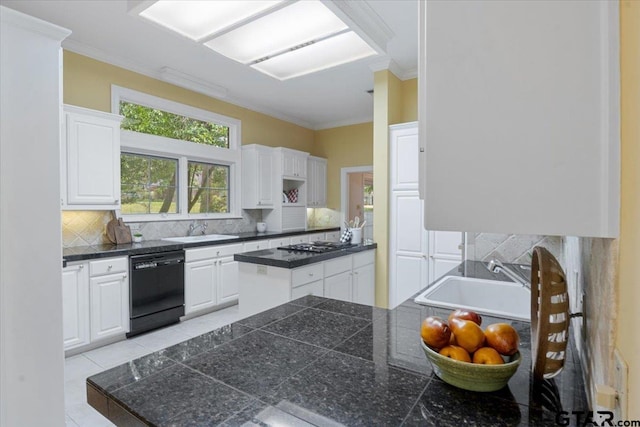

{"left": 112, "top": 85, "right": 242, "bottom": 222}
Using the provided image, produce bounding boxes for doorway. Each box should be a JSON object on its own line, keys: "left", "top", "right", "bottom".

{"left": 341, "top": 166, "right": 373, "bottom": 241}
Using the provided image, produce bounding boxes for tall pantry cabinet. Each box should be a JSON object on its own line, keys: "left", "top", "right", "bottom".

{"left": 388, "top": 123, "right": 462, "bottom": 309}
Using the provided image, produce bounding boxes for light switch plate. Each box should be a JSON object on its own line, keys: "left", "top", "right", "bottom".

{"left": 613, "top": 348, "right": 628, "bottom": 419}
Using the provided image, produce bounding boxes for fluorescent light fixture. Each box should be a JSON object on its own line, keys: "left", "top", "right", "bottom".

{"left": 139, "top": 0, "right": 282, "bottom": 40}
{"left": 204, "top": 1, "right": 348, "bottom": 64}
{"left": 136, "top": 0, "right": 384, "bottom": 80}
{"left": 251, "top": 31, "right": 376, "bottom": 80}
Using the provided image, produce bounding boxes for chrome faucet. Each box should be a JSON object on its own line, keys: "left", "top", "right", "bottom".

{"left": 187, "top": 221, "right": 208, "bottom": 236}
{"left": 487, "top": 259, "right": 530, "bottom": 288}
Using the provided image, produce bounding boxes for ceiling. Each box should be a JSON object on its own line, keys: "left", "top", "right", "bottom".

{"left": 1, "top": 0, "right": 418, "bottom": 130}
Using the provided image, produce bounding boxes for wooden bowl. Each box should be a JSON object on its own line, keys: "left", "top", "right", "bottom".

{"left": 421, "top": 341, "right": 521, "bottom": 392}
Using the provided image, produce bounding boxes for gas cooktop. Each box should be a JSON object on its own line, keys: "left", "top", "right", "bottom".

{"left": 277, "top": 241, "right": 354, "bottom": 253}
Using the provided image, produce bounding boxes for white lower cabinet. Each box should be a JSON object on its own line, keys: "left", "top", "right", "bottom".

{"left": 62, "top": 256, "right": 129, "bottom": 352}
{"left": 239, "top": 249, "right": 376, "bottom": 317}
{"left": 291, "top": 279, "right": 323, "bottom": 299}
{"left": 218, "top": 255, "right": 240, "bottom": 305}
{"left": 89, "top": 272, "right": 129, "bottom": 341}
{"left": 185, "top": 244, "right": 243, "bottom": 315}
{"left": 323, "top": 256, "right": 353, "bottom": 302}
{"left": 62, "top": 264, "right": 89, "bottom": 350}
{"left": 352, "top": 251, "right": 375, "bottom": 305}
{"left": 185, "top": 259, "right": 217, "bottom": 314}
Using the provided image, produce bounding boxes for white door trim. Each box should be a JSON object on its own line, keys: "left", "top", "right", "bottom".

{"left": 340, "top": 166, "right": 373, "bottom": 231}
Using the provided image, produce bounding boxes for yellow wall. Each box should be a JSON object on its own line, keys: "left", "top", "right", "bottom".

{"left": 63, "top": 51, "right": 315, "bottom": 151}
{"left": 313, "top": 123, "right": 373, "bottom": 210}
{"left": 616, "top": 0, "right": 640, "bottom": 418}
{"left": 401, "top": 78, "right": 418, "bottom": 122}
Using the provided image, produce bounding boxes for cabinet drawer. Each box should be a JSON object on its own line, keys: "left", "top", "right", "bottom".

{"left": 305, "top": 233, "right": 324, "bottom": 243}
{"left": 324, "top": 231, "right": 340, "bottom": 242}
{"left": 186, "top": 244, "right": 243, "bottom": 262}
{"left": 291, "top": 263, "right": 324, "bottom": 287}
{"left": 243, "top": 240, "right": 269, "bottom": 252}
{"left": 353, "top": 250, "right": 375, "bottom": 269}
{"left": 289, "top": 235, "right": 309, "bottom": 244}
{"left": 89, "top": 257, "right": 127, "bottom": 276}
{"left": 324, "top": 256, "right": 352, "bottom": 277}
{"left": 268, "top": 238, "right": 290, "bottom": 248}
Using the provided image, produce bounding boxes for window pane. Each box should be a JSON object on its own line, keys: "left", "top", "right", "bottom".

{"left": 121, "top": 153, "right": 178, "bottom": 214}
{"left": 187, "top": 161, "right": 230, "bottom": 213}
{"left": 119, "top": 101, "right": 229, "bottom": 148}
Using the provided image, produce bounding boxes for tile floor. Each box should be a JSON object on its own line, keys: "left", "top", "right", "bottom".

{"left": 64, "top": 305, "right": 242, "bottom": 427}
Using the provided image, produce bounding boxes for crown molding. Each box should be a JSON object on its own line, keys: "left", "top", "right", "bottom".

{"left": 1, "top": 5, "right": 71, "bottom": 41}
{"left": 368, "top": 57, "right": 415, "bottom": 80}
{"left": 314, "top": 116, "right": 373, "bottom": 131}
{"left": 323, "top": 0, "right": 394, "bottom": 54}
{"left": 159, "top": 67, "right": 228, "bottom": 99}
{"left": 61, "top": 39, "right": 317, "bottom": 130}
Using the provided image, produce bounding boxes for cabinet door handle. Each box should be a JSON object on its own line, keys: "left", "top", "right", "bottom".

{"left": 79, "top": 264, "right": 84, "bottom": 269}
{"left": 308, "top": 273, "right": 314, "bottom": 277}
{"left": 107, "top": 265, "right": 113, "bottom": 270}
{"left": 122, "top": 274, "right": 127, "bottom": 280}
{"left": 216, "top": 251, "right": 220, "bottom": 257}
{"left": 114, "top": 199, "right": 120, "bottom": 204}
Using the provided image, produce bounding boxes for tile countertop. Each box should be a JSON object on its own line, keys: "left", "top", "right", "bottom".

{"left": 62, "top": 227, "right": 340, "bottom": 263}
{"left": 234, "top": 242, "right": 377, "bottom": 269}
{"left": 86, "top": 261, "right": 588, "bottom": 426}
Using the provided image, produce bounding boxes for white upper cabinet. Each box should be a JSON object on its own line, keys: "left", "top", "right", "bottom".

{"left": 389, "top": 123, "right": 419, "bottom": 191}
{"left": 62, "top": 105, "right": 123, "bottom": 209}
{"left": 307, "top": 156, "right": 327, "bottom": 207}
{"left": 419, "top": 1, "right": 619, "bottom": 237}
{"left": 242, "top": 144, "right": 274, "bottom": 208}
{"left": 278, "top": 147, "right": 308, "bottom": 178}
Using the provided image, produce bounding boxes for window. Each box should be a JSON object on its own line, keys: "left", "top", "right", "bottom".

{"left": 112, "top": 86, "right": 241, "bottom": 221}
{"left": 187, "top": 161, "right": 229, "bottom": 214}
{"left": 121, "top": 153, "right": 178, "bottom": 214}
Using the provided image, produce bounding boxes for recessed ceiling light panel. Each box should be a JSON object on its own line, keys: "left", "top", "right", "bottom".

{"left": 251, "top": 31, "right": 377, "bottom": 80}
{"left": 204, "top": 0, "right": 348, "bottom": 64}
{"left": 140, "top": 0, "right": 283, "bottom": 40}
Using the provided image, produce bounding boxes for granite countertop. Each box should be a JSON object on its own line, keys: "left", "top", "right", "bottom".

{"left": 62, "top": 227, "right": 339, "bottom": 263}
{"left": 234, "top": 242, "right": 377, "bottom": 269}
{"left": 87, "top": 261, "right": 587, "bottom": 426}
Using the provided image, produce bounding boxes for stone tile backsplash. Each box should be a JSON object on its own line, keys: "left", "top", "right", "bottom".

{"left": 307, "top": 208, "right": 340, "bottom": 228}
{"left": 465, "top": 232, "right": 564, "bottom": 266}
{"left": 62, "top": 210, "right": 262, "bottom": 248}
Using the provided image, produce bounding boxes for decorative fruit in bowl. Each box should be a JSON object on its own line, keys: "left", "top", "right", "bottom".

{"left": 484, "top": 323, "right": 520, "bottom": 356}
{"left": 420, "top": 316, "right": 451, "bottom": 350}
{"left": 420, "top": 308, "right": 522, "bottom": 392}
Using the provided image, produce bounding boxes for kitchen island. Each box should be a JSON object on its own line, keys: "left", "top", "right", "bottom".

{"left": 235, "top": 243, "right": 377, "bottom": 317}
{"left": 87, "top": 261, "right": 587, "bottom": 426}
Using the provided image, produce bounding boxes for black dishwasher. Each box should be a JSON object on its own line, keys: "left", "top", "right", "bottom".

{"left": 127, "top": 250, "right": 185, "bottom": 337}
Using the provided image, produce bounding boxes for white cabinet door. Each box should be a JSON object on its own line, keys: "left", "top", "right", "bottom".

{"left": 389, "top": 191, "right": 428, "bottom": 308}
{"left": 281, "top": 150, "right": 308, "bottom": 178}
{"left": 63, "top": 105, "right": 122, "bottom": 209}
{"left": 307, "top": 156, "right": 327, "bottom": 207}
{"left": 185, "top": 259, "right": 216, "bottom": 314}
{"left": 352, "top": 263, "right": 375, "bottom": 306}
{"left": 324, "top": 271, "right": 352, "bottom": 302}
{"left": 419, "top": 1, "right": 619, "bottom": 237}
{"left": 217, "top": 256, "right": 239, "bottom": 305}
{"left": 89, "top": 272, "right": 128, "bottom": 341}
{"left": 291, "top": 279, "right": 324, "bottom": 299}
{"left": 62, "top": 264, "right": 90, "bottom": 350}
{"left": 428, "top": 231, "right": 463, "bottom": 282}
{"left": 242, "top": 145, "right": 274, "bottom": 208}
{"left": 390, "top": 124, "right": 419, "bottom": 191}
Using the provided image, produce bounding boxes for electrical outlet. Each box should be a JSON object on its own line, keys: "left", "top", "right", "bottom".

{"left": 257, "top": 265, "right": 267, "bottom": 275}
{"left": 129, "top": 223, "right": 140, "bottom": 231}
{"left": 613, "top": 348, "right": 628, "bottom": 419}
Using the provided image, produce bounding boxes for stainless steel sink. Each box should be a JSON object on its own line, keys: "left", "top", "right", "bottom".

{"left": 162, "top": 234, "right": 239, "bottom": 243}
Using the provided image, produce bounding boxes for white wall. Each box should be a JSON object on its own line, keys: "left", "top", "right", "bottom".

{"left": 0, "top": 7, "right": 70, "bottom": 426}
